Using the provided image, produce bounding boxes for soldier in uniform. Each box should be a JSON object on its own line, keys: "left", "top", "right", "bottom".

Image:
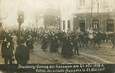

{"left": 94, "top": 31, "right": 102, "bottom": 48}
{"left": 26, "top": 35, "right": 34, "bottom": 52}
{"left": 61, "top": 35, "right": 66, "bottom": 57}
{"left": 111, "top": 33, "right": 115, "bottom": 49}
{"left": 41, "top": 34, "right": 48, "bottom": 52}
{"left": 73, "top": 36, "right": 79, "bottom": 56}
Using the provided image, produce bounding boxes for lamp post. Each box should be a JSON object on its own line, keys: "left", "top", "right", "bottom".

{"left": 17, "top": 11, "right": 24, "bottom": 43}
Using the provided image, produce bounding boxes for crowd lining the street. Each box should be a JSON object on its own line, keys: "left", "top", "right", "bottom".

{"left": 0, "top": 25, "right": 115, "bottom": 65}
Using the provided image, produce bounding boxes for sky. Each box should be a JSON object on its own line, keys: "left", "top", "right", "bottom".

{"left": 0, "top": 0, "right": 115, "bottom": 29}
{"left": 0, "top": 0, "right": 63, "bottom": 29}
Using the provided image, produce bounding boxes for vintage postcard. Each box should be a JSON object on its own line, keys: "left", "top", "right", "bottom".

{"left": 0, "top": 0, "right": 115, "bottom": 73}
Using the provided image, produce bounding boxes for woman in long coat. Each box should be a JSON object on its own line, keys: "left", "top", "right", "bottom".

{"left": 49, "top": 35, "right": 59, "bottom": 53}
{"left": 61, "top": 36, "right": 74, "bottom": 58}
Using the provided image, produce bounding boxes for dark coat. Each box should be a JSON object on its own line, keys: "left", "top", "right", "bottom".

{"left": 1, "top": 41, "right": 13, "bottom": 58}
{"left": 26, "top": 39, "right": 34, "bottom": 49}
{"left": 49, "top": 37, "right": 59, "bottom": 53}
{"left": 41, "top": 37, "right": 48, "bottom": 50}
{"left": 73, "top": 38, "right": 79, "bottom": 55}
{"left": 61, "top": 37, "right": 73, "bottom": 58}
{"left": 73, "top": 38, "right": 78, "bottom": 49}
{"left": 0, "top": 30, "right": 5, "bottom": 41}
{"left": 111, "top": 34, "right": 115, "bottom": 45}
{"left": 15, "top": 44, "right": 30, "bottom": 63}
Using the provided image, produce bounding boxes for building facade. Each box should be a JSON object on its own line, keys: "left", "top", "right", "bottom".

{"left": 60, "top": 0, "right": 115, "bottom": 32}
{"left": 73, "top": 13, "right": 115, "bottom": 32}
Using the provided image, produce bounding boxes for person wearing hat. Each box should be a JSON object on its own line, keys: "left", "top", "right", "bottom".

{"left": 26, "top": 35, "right": 34, "bottom": 52}
{"left": 1, "top": 38, "right": 14, "bottom": 64}
{"left": 41, "top": 34, "right": 48, "bottom": 52}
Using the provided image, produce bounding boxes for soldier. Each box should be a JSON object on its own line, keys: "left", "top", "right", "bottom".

{"left": 15, "top": 40, "right": 30, "bottom": 65}
{"left": 111, "top": 33, "right": 115, "bottom": 49}
{"left": 26, "top": 35, "right": 34, "bottom": 52}
{"left": 73, "top": 36, "right": 79, "bottom": 56}
{"left": 61, "top": 35, "right": 67, "bottom": 57}
{"left": 1, "top": 38, "right": 14, "bottom": 64}
{"left": 94, "top": 31, "right": 102, "bottom": 48}
{"left": 41, "top": 34, "right": 48, "bottom": 52}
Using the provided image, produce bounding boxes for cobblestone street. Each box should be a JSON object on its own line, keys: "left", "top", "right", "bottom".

{"left": 0, "top": 42, "right": 114, "bottom": 64}
{"left": 28, "top": 42, "right": 115, "bottom": 64}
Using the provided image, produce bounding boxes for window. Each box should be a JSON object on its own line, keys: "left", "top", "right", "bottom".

{"left": 79, "top": 20, "right": 85, "bottom": 32}
{"left": 107, "top": 19, "right": 114, "bottom": 32}
{"left": 92, "top": 19, "right": 99, "bottom": 30}
{"left": 68, "top": 20, "right": 70, "bottom": 30}
{"left": 63, "top": 20, "right": 65, "bottom": 30}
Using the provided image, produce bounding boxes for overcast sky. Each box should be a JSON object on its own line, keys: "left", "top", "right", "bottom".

{"left": 0, "top": 0, "right": 64, "bottom": 29}
{"left": 0, "top": 0, "right": 115, "bottom": 29}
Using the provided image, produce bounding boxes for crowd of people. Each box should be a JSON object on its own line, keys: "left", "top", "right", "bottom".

{"left": 0, "top": 26, "right": 115, "bottom": 65}
{"left": 0, "top": 30, "right": 30, "bottom": 65}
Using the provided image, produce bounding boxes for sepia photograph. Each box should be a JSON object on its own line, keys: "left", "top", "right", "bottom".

{"left": 0, "top": 0, "right": 115, "bottom": 73}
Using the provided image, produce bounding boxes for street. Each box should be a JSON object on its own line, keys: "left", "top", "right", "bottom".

{"left": 28, "top": 42, "right": 115, "bottom": 64}
{"left": 0, "top": 42, "right": 114, "bottom": 64}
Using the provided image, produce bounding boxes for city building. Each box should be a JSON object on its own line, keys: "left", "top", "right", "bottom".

{"left": 60, "top": 0, "right": 115, "bottom": 32}
{"left": 73, "top": 12, "right": 115, "bottom": 32}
